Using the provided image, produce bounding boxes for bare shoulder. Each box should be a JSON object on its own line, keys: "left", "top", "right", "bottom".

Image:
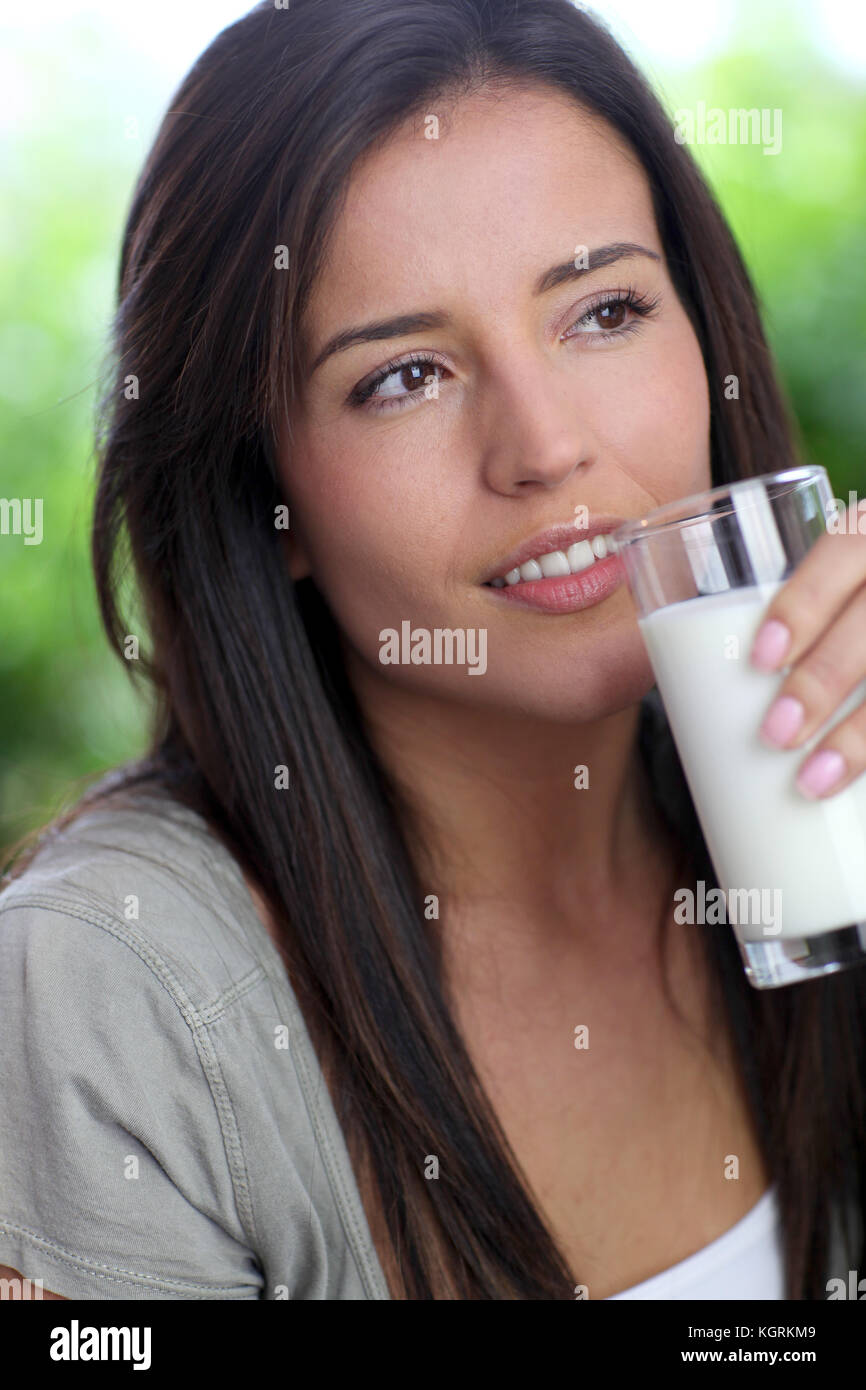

{"left": 0, "top": 1265, "right": 67, "bottom": 1300}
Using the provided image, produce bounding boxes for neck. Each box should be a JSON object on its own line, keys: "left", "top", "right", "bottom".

{"left": 346, "top": 656, "right": 673, "bottom": 960}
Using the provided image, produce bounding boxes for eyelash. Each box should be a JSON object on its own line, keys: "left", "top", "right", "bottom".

{"left": 347, "top": 286, "right": 662, "bottom": 413}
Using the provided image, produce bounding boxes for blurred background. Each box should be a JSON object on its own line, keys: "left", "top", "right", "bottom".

{"left": 2, "top": 0, "right": 865, "bottom": 850}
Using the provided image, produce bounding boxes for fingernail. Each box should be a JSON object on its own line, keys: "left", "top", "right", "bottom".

{"left": 796, "top": 749, "right": 847, "bottom": 798}
{"left": 759, "top": 695, "right": 805, "bottom": 747}
{"left": 751, "top": 618, "right": 791, "bottom": 670}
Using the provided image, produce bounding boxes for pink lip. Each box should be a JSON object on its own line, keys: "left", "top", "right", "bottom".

{"left": 479, "top": 515, "right": 626, "bottom": 586}
{"left": 488, "top": 550, "right": 627, "bottom": 614}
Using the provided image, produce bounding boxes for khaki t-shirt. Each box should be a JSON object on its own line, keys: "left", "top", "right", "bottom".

{"left": 0, "top": 782, "right": 390, "bottom": 1299}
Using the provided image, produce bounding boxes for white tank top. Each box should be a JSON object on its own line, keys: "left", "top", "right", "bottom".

{"left": 606, "top": 1187, "right": 784, "bottom": 1299}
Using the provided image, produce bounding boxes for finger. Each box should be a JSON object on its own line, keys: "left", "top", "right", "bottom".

{"left": 793, "top": 694, "right": 866, "bottom": 799}
{"left": 749, "top": 529, "right": 866, "bottom": 672}
{"left": 758, "top": 584, "right": 866, "bottom": 753}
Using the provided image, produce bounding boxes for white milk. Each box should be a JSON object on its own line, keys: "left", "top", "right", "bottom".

{"left": 639, "top": 580, "right": 866, "bottom": 942}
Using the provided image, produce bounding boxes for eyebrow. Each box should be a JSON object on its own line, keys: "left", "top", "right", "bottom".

{"left": 308, "top": 241, "right": 662, "bottom": 375}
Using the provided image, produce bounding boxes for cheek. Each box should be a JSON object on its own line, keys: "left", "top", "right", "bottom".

{"left": 283, "top": 426, "right": 457, "bottom": 644}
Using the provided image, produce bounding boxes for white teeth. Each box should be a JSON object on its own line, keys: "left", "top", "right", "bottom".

{"left": 538, "top": 549, "right": 571, "bottom": 578}
{"left": 489, "top": 532, "right": 617, "bottom": 587}
{"left": 566, "top": 540, "right": 594, "bottom": 573}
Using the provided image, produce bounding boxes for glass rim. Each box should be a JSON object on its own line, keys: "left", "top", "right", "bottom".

{"left": 609, "top": 465, "right": 829, "bottom": 546}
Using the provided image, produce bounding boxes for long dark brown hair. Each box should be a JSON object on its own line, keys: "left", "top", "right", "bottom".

{"left": 8, "top": 0, "right": 864, "bottom": 1298}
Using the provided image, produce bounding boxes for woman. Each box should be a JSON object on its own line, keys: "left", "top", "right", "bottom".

{"left": 1, "top": 0, "right": 864, "bottom": 1301}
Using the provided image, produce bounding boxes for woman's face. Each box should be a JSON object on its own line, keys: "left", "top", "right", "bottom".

{"left": 279, "top": 84, "right": 711, "bottom": 721}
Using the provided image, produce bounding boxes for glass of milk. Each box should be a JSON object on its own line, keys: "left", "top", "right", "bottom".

{"left": 610, "top": 465, "right": 866, "bottom": 989}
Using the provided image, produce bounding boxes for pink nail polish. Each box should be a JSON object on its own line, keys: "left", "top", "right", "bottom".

{"left": 796, "top": 750, "right": 846, "bottom": 798}
{"left": 751, "top": 618, "right": 791, "bottom": 670}
{"left": 760, "top": 695, "right": 805, "bottom": 747}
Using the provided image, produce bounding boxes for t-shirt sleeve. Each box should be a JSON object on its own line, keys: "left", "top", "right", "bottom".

{"left": 0, "top": 897, "right": 265, "bottom": 1299}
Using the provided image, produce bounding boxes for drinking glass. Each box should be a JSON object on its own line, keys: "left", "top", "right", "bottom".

{"left": 610, "top": 465, "right": 866, "bottom": 988}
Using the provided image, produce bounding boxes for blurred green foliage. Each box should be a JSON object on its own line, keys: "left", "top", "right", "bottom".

{"left": 650, "top": 8, "right": 866, "bottom": 492}
{"left": 2, "top": 8, "right": 865, "bottom": 848}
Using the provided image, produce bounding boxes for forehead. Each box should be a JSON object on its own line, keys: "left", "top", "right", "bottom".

{"left": 309, "top": 85, "right": 657, "bottom": 320}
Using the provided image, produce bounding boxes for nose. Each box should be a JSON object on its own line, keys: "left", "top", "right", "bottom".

{"left": 478, "top": 349, "right": 595, "bottom": 495}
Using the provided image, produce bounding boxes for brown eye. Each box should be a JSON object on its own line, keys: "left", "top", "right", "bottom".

{"left": 352, "top": 355, "right": 447, "bottom": 410}
{"left": 397, "top": 363, "right": 428, "bottom": 391}
{"left": 566, "top": 288, "right": 661, "bottom": 343}
{"left": 595, "top": 301, "right": 628, "bottom": 329}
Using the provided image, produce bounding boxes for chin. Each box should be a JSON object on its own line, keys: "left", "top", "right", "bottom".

{"left": 475, "top": 634, "right": 658, "bottom": 722}
{"left": 507, "top": 678, "right": 654, "bottom": 725}
{"left": 429, "top": 660, "right": 657, "bottom": 725}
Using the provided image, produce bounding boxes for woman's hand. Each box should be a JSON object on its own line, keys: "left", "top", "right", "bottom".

{"left": 750, "top": 524, "right": 866, "bottom": 799}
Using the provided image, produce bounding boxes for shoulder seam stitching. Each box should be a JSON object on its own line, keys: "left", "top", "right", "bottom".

{"left": 0, "top": 1219, "right": 257, "bottom": 1296}
{"left": 0, "top": 892, "right": 262, "bottom": 1251}
{"left": 288, "top": 1026, "right": 389, "bottom": 1300}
